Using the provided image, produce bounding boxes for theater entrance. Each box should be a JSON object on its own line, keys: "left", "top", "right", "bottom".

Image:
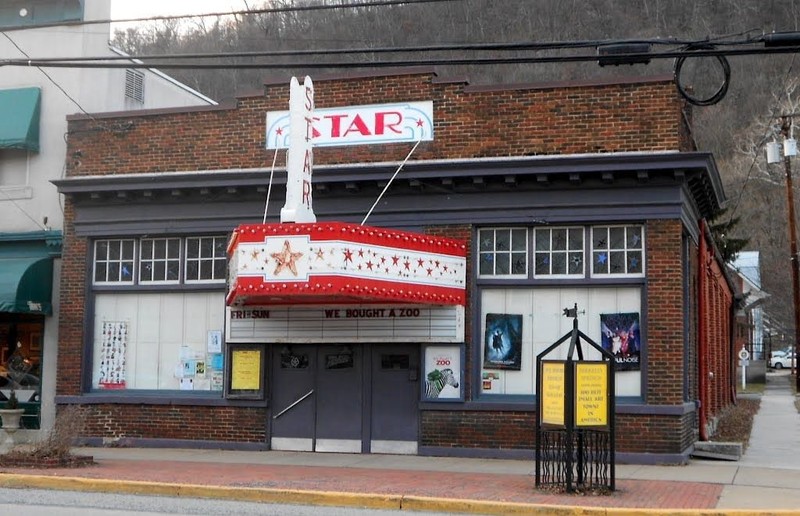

{"left": 270, "top": 343, "right": 419, "bottom": 453}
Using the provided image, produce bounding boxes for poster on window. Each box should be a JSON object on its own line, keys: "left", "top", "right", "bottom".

{"left": 600, "top": 312, "right": 641, "bottom": 371}
{"left": 423, "top": 345, "right": 462, "bottom": 401}
{"left": 99, "top": 321, "right": 127, "bottom": 389}
{"left": 483, "top": 313, "right": 522, "bottom": 370}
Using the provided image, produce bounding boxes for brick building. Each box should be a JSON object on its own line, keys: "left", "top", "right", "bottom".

{"left": 55, "top": 69, "right": 735, "bottom": 463}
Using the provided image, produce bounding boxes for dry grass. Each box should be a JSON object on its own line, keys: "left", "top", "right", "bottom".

{"left": 712, "top": 397, "right": 761, "bottom": 450}
{"left": 0, "top": 405, "right": 93, "bottom": 467}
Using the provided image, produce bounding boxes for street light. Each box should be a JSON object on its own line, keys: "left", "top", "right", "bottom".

{"left": 766, "top": 116, "right": 800, "bottom": 387}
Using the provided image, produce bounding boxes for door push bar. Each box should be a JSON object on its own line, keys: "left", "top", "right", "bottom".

{"left": 273, "top": 389, "right": 314, "bottom": 420}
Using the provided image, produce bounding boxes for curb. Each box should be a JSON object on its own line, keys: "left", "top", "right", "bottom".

{"left": 0, "top": 473, "right": 798, "bottom": 516}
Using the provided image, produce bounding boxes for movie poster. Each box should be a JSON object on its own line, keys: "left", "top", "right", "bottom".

{"left": 483, "top": 313, "right": 522, "bottom": 370}
{"left": 600, "top": 312, "right": 641, "bottom": 371}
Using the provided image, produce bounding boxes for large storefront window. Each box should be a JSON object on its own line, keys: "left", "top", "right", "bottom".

{"left": 479, "top": 287, "right": 642, "bottom": 398}
{"left": 92, "top": 292, "right": 225, "bottom": 391}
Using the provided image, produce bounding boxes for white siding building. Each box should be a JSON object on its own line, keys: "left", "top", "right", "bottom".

{"left": 0, "top": 0, "right": 214, "bottom": 436}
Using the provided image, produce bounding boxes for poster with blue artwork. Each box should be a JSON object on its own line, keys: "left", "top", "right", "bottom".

{"left": 483, "top": 313, "right": 522, "bottom": 370}
{"left": 600, "top": 312, "right": 641, "bottom": 371}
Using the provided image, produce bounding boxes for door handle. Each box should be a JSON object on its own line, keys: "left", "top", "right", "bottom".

{"left": 273, "top": 389, "right": 314, "bottom": 420}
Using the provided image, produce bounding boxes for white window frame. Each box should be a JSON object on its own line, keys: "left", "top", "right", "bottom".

{"left": 185, "top": 236, "right": 228, "bottom": 284}
{"left": 590, "top": 225, "right": 645, "bottom": 278}
{"left": 139, "top": 237, "right": 182, "bottom": 285}
{"left": 93, "top": 239, "right": 136, "bottom": 285}
{"left": 477, "top": 228, "right": 529, "bottom": 278}
{"left": 533, "top": 226, "right": 585, "bottom": 279}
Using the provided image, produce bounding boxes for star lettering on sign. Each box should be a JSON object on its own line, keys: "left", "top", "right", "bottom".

{"left": 250, "top": 249, "right": 260, "bottom": 260}
{"left": 417, "top": 258, "right": 425, "bottom": 269}
{"left": 392, "top": 255, "right": 400, "bottom": 266}
{"left": 316, "top": 248, "right": 325, "bottom": 260}
{"left": 366, "top": 260, "right": 375, "bottom": 270}
{"left": 271, "top": 240, "right": 304, "bottom": 276}
{"left": 416, "top": 119, "right": 424, "bottom": 127}
{"left": 276, "top": 127, "right": 283, "bottom": 135}
{"left": 343, "top": 248, "right": 354, "bottom": 263}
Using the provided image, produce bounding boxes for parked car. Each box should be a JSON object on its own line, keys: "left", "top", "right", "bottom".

{"left": 769, "top": 351, "right": 797, "bottom": 369}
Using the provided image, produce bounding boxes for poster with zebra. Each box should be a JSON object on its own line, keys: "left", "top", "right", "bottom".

{"left": 483, "top": 313, "right": 522, "bottom": 370}
{"left": 422, "top": 345, "right": 463, "bottom": 401}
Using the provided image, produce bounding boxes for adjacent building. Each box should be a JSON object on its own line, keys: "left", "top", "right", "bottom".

{"left": 0, "top": 0, "right": 214, "bottom": 435}
{"left": 55, "top": 69, "right": 736, "bottom": 463}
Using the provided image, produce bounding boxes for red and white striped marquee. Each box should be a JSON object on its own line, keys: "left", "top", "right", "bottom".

{"left": 226, "top": 222, "right": 466, "bottom": 306}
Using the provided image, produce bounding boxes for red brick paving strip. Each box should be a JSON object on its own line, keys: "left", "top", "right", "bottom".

{"left": 0, "top": 460, "right": 722, "bottom": 509}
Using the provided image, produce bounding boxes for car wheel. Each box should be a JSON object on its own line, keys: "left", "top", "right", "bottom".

{"left": 775, "top": 363, "right": 783, "bottom": 370}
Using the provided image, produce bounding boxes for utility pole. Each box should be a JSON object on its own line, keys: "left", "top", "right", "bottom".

{"left": 776, "top": 116, "right": 800, "bottom": 387}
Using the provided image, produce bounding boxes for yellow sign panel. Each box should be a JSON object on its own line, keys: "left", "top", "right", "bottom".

{"left": 231, "top": 349, "right": 262, "bottom": 390}
{"left": 540, "top": 362, "right": 565, "bottom": 426}
{"left": 575, "top": 362, "right": 608, "bottom": 427}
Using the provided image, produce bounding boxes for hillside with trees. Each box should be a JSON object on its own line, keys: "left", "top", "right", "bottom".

{"left": 113, "top": 0, "right": 800, "bottom": 338}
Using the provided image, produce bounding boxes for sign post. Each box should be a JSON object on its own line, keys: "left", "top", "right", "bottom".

{"left": 535, "top": 304, "right": 615, "bottom": 493}
{"left": 738, "top": 348, "right": 750, "bottom": 390}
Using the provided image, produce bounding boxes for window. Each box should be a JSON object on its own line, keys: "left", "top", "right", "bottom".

{"left": 534, "top": 227, "right": 584, "bottom": 277}
{"left": 185, "top": 236, "right": 227, "bottom": 283}
{"left": 94, "top": 239, "right": 135, "bottom": 284}
{"left": 478, "top": 228, "right": 528, "bottom": 277}
{"left": 139, "top": 238, "right": 181, "bottom": 283}
{"left": 92, "top": 235, "right": 227, "bottom": 286}
{"left": 591, "top": 225, "right": 644, "bottom": 276}
{"left": 125, "top": 69, "right": 145, "bottom": 103}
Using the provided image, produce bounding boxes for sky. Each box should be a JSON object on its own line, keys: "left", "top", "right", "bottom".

{"left": 110, "top": 1, "right": 248, "bottom": 30}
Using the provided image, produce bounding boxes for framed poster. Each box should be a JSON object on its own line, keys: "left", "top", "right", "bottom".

{"left": 483, "top": 313, "right": 522, "bottom": 370}
{"left": 29, "top": 332, "right": 42, "bottom": 352}
{"left": 422, "top": 344, "right": 463, "bottom": 401}
{"left": 600, "top": 312, "right": 641, "bottom": 371}
{"left": 225, "top": 344, "right": 265, "bottom": 399}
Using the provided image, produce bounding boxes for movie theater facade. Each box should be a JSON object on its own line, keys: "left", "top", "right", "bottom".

{"left": 55, "top": 69, "right": 734, "bottom": 463}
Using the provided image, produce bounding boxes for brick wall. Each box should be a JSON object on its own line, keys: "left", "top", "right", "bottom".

{"left": 65, "top": 72, "right": 688, "bottom": 178}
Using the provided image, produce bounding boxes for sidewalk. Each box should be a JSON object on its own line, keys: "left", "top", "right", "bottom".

{"left": 0, "top": 373, "right": 798, "bottom": 514}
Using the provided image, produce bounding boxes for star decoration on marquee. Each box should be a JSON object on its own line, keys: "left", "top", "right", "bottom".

{"left": 271, "top": 240, "right": 304, "bottom": 276}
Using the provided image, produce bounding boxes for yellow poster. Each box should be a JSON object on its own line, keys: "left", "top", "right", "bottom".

{"left": 231, "top": 349, "right": 261, "bottom": 390}
{"left": 575, "top": 362, "right": 608, "bottom": 427}
{"left": 540, "top": 362, "right": 565, "bottom": 426}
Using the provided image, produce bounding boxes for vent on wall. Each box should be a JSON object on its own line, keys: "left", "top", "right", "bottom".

{"left": 125, "top": 69, "right": 145, "bottom": 103}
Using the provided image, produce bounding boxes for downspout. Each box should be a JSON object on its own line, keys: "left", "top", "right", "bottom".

{"left": 730, "top": 296, "right": 740, "bottom": 405}
{"left": 698, "top": 220, "right": 708, "bottom": 441}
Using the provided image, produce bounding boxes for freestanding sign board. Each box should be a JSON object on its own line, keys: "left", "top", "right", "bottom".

{"left": 535, "top": 304, "right": 615, "bottom": 493}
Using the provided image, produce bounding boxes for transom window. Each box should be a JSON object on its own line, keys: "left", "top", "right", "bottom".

{"left": 185, "top": 236, "right": 228, "bottom": 283}
{"left": 591, "top": 225, "right": 644, "bottom": 276}
{"left": 94, "top": 239, "right": 135, "bottom": 284}
{"left": 93, "top": 236, "right": 227, "bottom": 285}
{"left": 139, "top": 238, "right": 181, "bottom": 283}
{"left": 478, "top": 228, "right": 528, "bottom": 277}
{"left": 534, "top": 227, "right": 584, "bottom": 277}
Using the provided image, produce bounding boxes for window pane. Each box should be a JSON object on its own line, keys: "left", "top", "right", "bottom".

{"left": 108, "top": 263, "right": 120, "bottom": 280}
{"left": 154, "top": 239, "right": 166, "bottom": 258}
{"left": 213, "top": 259, "right": 227, "bottom": 280}
{"left": 96, "top": 241, "right": 108, "bottom": 260}
{"left": 186, "top": 239, "right": 199, "bottom": 259}
{"left": 593, "top": 251, "right": 608, "bottom": 274}
{"left": 200, "top": 237, "right": 213, "bottom": 258}
{"left": 609, "top": 251, "right": 625, "bottom": 273}
{"left": 199, "top": 260, "right": 211, "bottom": 280}
{"left": 511, "top": 252, "right": 526, "bottom": 275}
{"left": 109, "top": 242, "right": 120, "bottom": 260}
{"left": 627, "top": 251, "right": 643, "bottom": 273}
{"left": 495, "top": 253, "right": 510, "bottom": 275}
{"left": 593, "top": 228, "right": 609, "bottom": 249}
{"left": 552, "top": 229, "right": 567, "bottom": 251}
{"left": 535, "top": 230, "right": 550, "bottom": 251}
{"left": 568, "top": 228, "right": 583, "bottom": 250}
{"left": 627, "top": 227, "right": 643, "bottom": 249}
{"left": 140, "top": 263, "right": 153, "bottom": 282}
{"left": 511, "top": 229, "right": 527, "bottom": 251}
{"left": 167, "top": 240, "right": 180, "bottom": 259}
{"left": 154, "top": 262, "right": 165, "bottom": 280}
{"left": 167, "top": 262, "right": 180, "bottom": 281}
{"left": 609, "top": 227, "right": 625, "bottom": 249}
{"left": 551, "top": 252, "right": 566, "bottom": 274}
{"left": 479, "top": 231, "right": 494, "bottom": 252}
{"left": 535, "top": 253, "right": 550, "bottom": 275}
{"left": 214, "top": 238, "right": 226, "bottom": 257}
{"left": 495, "top": 230, "right": 510, "bottom": 251}
{"left": 479, "top": 254, "right": 494, "bottom": 275}
{"left": 186, "top": 261, "right": 199, "bottom": 280}
{"left": 95, "top": 263, "right": 107, "bottom": 282}
{"left": 121, "top": 262, "right": 133, "bottom": 280}
{"left": 568, "top": 252, "right": 583, "bottom": 274}
{"left": 122, "top": 240, "right": 134, "bottom": 259}
{"left": 141, "top": 240, "right": 152, "bottom": 258}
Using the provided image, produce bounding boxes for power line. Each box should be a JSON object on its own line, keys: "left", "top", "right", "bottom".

{"left": 0, "top": 0, "right": 461, "bottom": 33}
{"left": 2, "top": 44, "right": 798, "bottom": 70}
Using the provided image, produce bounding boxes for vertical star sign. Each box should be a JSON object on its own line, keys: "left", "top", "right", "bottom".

{"left": 271, "top": 240, "right": 304, "bottom": 276}
{"left": 280, "top": 76, "right": 316, "bottom": 223}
